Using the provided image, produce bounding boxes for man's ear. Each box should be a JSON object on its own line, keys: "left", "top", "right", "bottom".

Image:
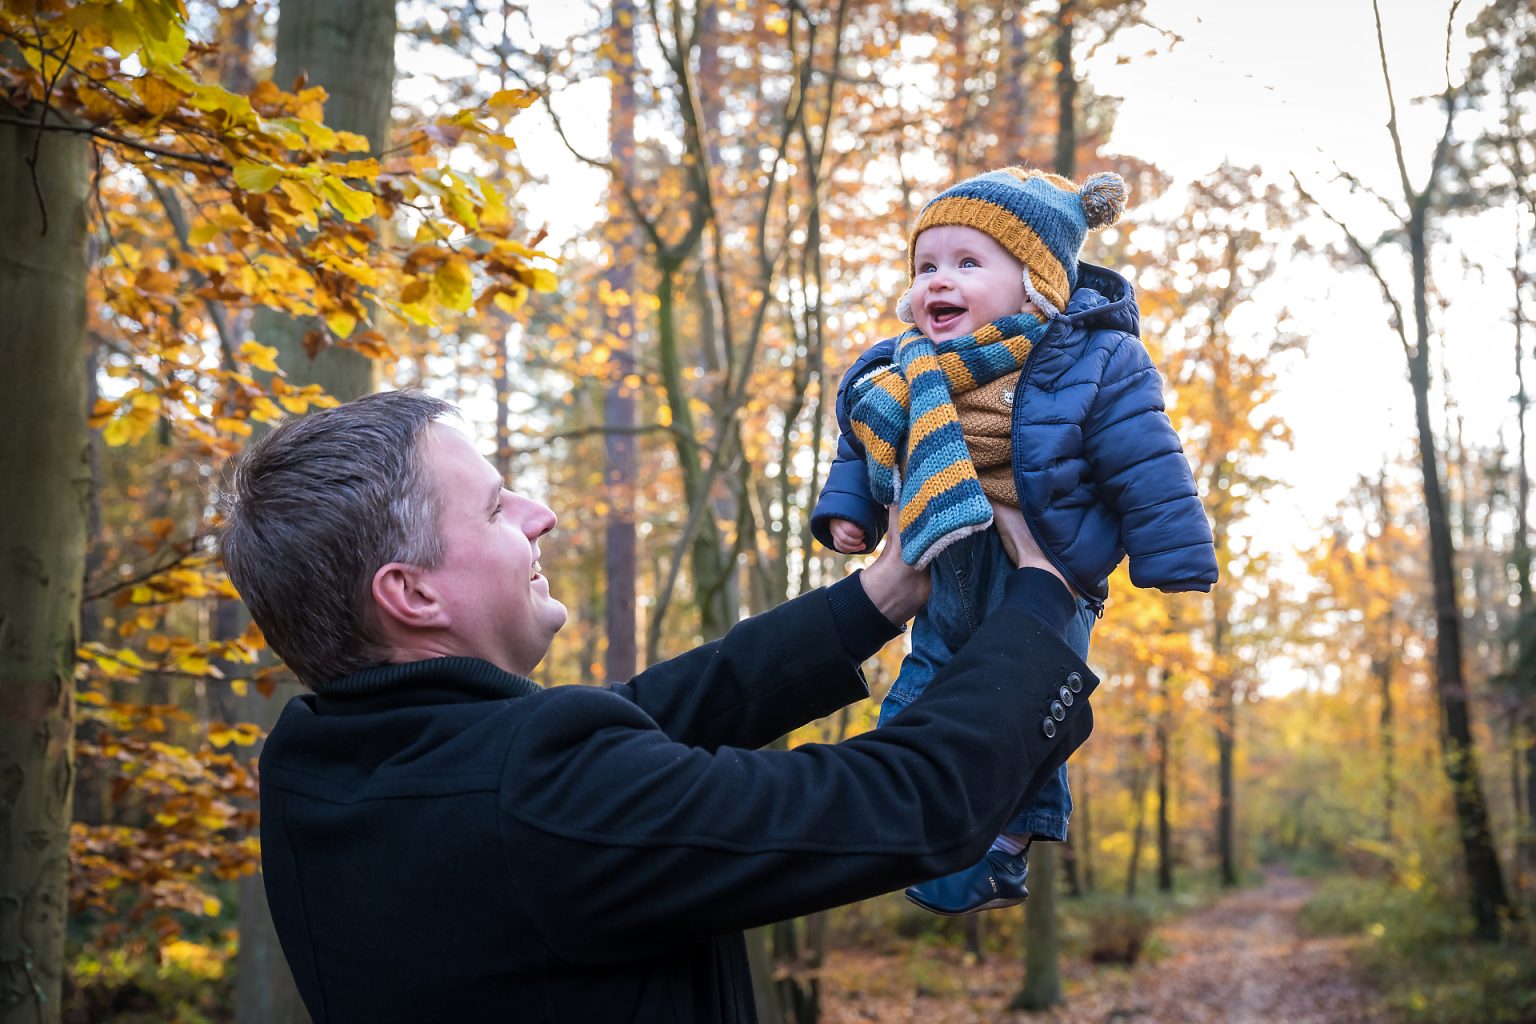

{"left": 372, "top": 562, "right": 448, "bottom": 632}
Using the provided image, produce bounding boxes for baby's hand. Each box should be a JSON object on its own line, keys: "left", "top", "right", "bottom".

{"left": 830, "top": 518, "right": 867, "bottom": 554}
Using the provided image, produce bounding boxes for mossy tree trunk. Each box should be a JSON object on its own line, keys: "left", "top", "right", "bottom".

{"left": 0, "top": 118, "right": 90, "bottom": 1024}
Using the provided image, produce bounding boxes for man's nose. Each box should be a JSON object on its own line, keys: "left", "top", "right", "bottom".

{"left": 515, "top": 496, "right": 558, "bottom": 537}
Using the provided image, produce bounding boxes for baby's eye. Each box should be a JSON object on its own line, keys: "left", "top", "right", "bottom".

{"left": 918, "top": 262, "right": 936, "bottom": 274}
{"left": 960, "top": 258, "right": 980, "bottom": 268}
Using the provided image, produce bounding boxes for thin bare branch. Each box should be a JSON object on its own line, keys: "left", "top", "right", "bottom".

{"left": 1371, "top": 0, "right": 1416, "bottom": 204}
{"left": 1292, "top": 172, "right": 1412, "bottom": 362}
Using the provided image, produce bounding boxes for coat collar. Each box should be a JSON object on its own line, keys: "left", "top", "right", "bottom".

{"left": 314, "top": 656, "right": 541, "bottom": 715}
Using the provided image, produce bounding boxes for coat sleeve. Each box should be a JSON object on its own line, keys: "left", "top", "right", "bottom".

{"left": 1081, "top": 334, "right": 1217, "bottom": 592}
{"left": 810, "top": 357, "right": 889, "bottom": 554}
{"left": 497, "top": 603, "right": 1098, "bottom": 968}
{"left": 611, "top": 584, "right": 879, "bottom": 751}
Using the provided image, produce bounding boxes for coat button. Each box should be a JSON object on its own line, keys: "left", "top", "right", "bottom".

{"left": 1042, "top": 717, "right": 1057, "bottom": 739}
{"left": 1059, "top": 686, "right": 1073, "bottom": 707}
{"left": 1066, "top": 672, "right": 1083, "bottom": 693}
{"left": 1050, "top": 700, "right": 1066, "bottom": 721}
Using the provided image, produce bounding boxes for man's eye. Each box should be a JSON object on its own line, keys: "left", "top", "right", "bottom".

{"left": 492, "top": 504, "right": 504, "bottom": 519}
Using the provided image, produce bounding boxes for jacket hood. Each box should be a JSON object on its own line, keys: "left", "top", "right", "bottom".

{"left": 1060, "top": 263, "right": 1139, "bottom": 338}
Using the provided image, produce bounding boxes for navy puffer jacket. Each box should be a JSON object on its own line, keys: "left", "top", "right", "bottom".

{"left": 812, "top": 264, "right": 1217, "bottom": 605}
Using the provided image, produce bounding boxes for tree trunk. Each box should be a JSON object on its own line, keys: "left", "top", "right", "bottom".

{"left": 1126, "top": 672, "right": 1151, "bottom": 897}
{"left": 1212, "top": 581, "right": 1238, "bottom": 886}
{"left": 603, "top": 0, "right": 639, "bottom": 682}
{"left": 1512, "top": 235, "right": 1534, "bottom": 890}
{"left": 1156, "top": 697, "right": 1174, "bottom": 892}
{"left": 0, "top": 117, "right": 89, "bottom": 1024}
{"left": 1010, "top": 25, "right": 1077, "bottom": 1009}
{"left": 1405, "top": 196, "right": 1511, "bottom": 939}
{"left": 237, "top": 2, "right": 396, "bottom": 1019}
{"left": 1053, "top": 0, "right": 1076, "bottom": 181}
{"left": 1010, "top": 843, "right": 1062, "bottom": 1011}
{"left": 1078, "top": 760, "right": 1095, "bottom": 892}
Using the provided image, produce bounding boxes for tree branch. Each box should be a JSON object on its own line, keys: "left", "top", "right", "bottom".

{"left": 1371, "top": 0, "right": 1416, "bottom": 205}
{"left": 1292, "top": 172, "right": 1413, "bottom": 362}
{"left": 0, "top": 114, "right": 233, "bottom": 169}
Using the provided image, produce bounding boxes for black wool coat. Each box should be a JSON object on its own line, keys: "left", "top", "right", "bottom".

{"left": 258, "top": 572, "right": 1096, "bottom": 1023}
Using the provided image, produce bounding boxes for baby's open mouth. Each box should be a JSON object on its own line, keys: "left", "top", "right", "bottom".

{"left": 928, "top": 304, "right": 966, "bottom": 330}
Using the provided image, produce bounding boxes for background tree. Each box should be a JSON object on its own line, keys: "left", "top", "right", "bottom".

{"left": 0, "top": 106, "right": 89, "bottom": 1024}
{"left": 1296, "top": 0, "right": 1511, "bottom": 937}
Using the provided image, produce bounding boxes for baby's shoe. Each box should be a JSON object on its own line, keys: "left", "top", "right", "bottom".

{"left": 905, "top": 847, "right": 1029, "bottom": 915}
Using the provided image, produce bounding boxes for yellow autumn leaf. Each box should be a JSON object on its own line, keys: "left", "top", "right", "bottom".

{"left": 154, "top": 812, "right": 180, "bottom": 828}
{"left": 487, "top": 89, "right": 537, "bottom": 112}
{"left": 278, "top": 179, "right": 321, "bottom": 230}
{"left": 531, "top": 267, "right": 558, "bottom": 293}
{"left": 239, "top": 341, "right": 280, "bottom": 373}
{"left": 492, "top": 289, "right": 527, "bottom": 314}
{"left": 233, "top": 161, "right": 282, "bottom": 194}
{"left": 230, "top": 680, "right": 249, "bottom": 697}
{"left": 320, "top": 175, "right": 377, "bottom": 223}
{"left": 443, "top": 189, "right": 479, "bottom": 230}
{"left": 177, "top": 655, "right": 212, "bottom": 676}
{"left": 325, "top": 310, "right": 358, "bottom": 339}
{"left": 189, "top": 85, "right": 259, "bottom": 131}
{"left": 480, "top": 133, "right": 519, "bottom": 151}
{"left": 102, "top": 408, "right": 157, "bottom": 448}
{"left": 251, "top": 396, "right": 284, "bottom": 424}
{"left": 433, "top": 255, "right": 475, "bottom": 312}
{"left": 335, "top": 130, "right": 372, "bottom": 153}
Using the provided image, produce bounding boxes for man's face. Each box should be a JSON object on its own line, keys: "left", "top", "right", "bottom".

{"left": 418, "top": 423, "right": 566, "bottom": 676}
{"left": 910, "top": 225, "right": 1031, "bottom": 342}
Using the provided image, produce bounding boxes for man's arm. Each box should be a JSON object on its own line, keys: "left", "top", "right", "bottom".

{"left": 499, "top": 570, "right": 1093, "bottom": 967}
{"left": 614, "top": 507, "right": 928, "bottom": 751}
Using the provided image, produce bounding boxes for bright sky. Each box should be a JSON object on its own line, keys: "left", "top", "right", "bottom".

{"left": 1088, "top": 0, "right": 1516, "bottom": 556}
{"left": 505, "top": 0, "right": 1518, "bottom": 592}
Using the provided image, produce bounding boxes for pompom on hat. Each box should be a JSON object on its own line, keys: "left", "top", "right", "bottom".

{"left": 896, "top": 167, "right": 1128, "bottom": 323}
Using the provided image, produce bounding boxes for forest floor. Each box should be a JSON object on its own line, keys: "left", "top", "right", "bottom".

{"left": 819, "top": 867, "right": 1389, "bottom": 1023}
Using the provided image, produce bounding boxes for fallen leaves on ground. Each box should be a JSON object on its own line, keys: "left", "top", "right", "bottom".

{"left": 820, "top": 869, "right": 1387, "bottom": 1024}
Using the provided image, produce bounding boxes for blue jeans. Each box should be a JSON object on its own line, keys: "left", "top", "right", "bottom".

{"left": 877, "top": 527, "right": 1097, "bottom": 842}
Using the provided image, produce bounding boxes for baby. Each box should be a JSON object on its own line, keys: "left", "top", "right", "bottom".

{"left": 812, "top": 167, "right": 1216, "bottom": 914}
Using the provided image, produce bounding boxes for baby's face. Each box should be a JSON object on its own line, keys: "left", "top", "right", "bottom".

{"left": 910, "top": 225, "right": 1034, "bottom": 342}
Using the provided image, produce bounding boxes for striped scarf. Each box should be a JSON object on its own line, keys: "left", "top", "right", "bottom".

{"left": 849, "top": 313, "right": 1048, "bottom": 568}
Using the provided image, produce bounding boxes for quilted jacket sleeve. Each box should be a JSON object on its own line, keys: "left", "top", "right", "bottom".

{"left": 1082, "top": 333, "right": 1217, "bottom": 592}
{"left": 810, "top": 355, "right": 890, "bottom": 554}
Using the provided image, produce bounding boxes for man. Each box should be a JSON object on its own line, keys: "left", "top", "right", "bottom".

{"left": 221, "top": 389, "right": 1097, "bottom": 1023}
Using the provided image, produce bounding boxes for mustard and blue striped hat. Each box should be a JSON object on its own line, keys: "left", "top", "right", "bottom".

{"left": 898, "top": 166, "right": 1128, "bottom": 321}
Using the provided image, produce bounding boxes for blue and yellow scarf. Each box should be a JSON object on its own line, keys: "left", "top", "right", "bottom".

{"left": 849, "top": 312, "right": 1048, "bottom": 568}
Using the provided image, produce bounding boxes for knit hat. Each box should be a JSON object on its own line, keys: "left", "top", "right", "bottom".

{"left": 895, "top": 167, "right": 1128, "bottom": 323}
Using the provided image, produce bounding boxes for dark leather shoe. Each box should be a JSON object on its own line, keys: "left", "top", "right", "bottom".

{"left": 905, "top": 848, "right": 1029, "bottom": 916}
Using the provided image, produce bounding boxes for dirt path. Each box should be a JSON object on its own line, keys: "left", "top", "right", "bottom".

{"left": 820, "top": 869, "right": 1386, "bottom": 1024}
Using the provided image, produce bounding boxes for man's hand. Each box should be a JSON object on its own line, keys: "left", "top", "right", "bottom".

{"left": 991, "top": 501, "right": 1072, "bottom": 593}
{"left": 858, "top": 507, "right": 930, "bottom": 626}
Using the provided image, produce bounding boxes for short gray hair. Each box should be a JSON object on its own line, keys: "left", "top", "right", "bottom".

{"left": 220, "top": 389, "right": 455, "bottom": 689}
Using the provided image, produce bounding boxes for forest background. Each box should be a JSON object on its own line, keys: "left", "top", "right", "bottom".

{"left": 1, "top": 0, "right": 1533, "bottom": 1021}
